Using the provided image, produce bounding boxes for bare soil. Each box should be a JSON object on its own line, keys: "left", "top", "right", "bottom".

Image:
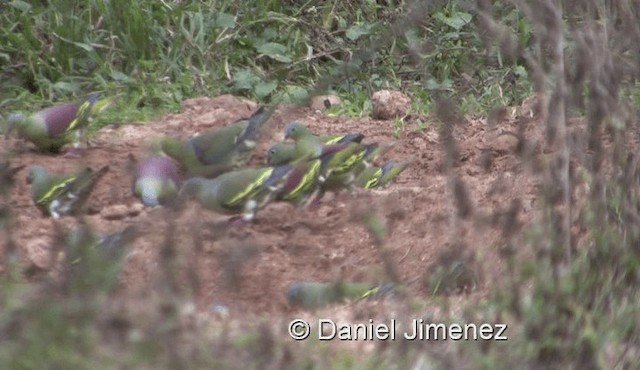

{"left": 2, "top": 94, "right": 547, "bottom": 319}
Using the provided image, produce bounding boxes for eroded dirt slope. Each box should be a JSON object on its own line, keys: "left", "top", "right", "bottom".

{"left": 1, "top": 94, "right": 544, "bottom": 317}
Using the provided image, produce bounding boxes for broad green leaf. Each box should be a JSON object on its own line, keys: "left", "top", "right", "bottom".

{"left": 346, "top": 24, "right": 372, "bottom": 41}
{"left": 111, "top": 71, "right": 133, "bottom": 82}
{"left": 514, "top": 65, "right": 528, "bottom": 78}
{"left": 233, "top": 69, "right": 260, "bottom": 90}
{"left": 404, "top": 29, "right": 421, "bottom": 49}
{"left": 254, "top": 81, "right": 278, "bottom": 98}
{"left": 435, "top": 11, "right": 472, "bottom": 31}
{"left": 274, "top": 85, "right": 309, "bottom": 104}
{"left": 256, "top": 42, "right": 292, "bottom": 63}
{"left": 214, "top": 12, "right": 236, "bottom": 29}
{"left": 9, "top": 0, "right": 31, "bottom": 11}
{"left": 52, "top": 81, "right": 80, "bottom": 93}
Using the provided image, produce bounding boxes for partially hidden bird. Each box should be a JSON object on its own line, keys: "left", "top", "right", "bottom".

{"left": 153, "top": 106, "right": 273, "bottom": 178}
{"left": 177, "top": 165, "right": 292, "bottom": 221}
{"left": 65, "top": 224, "right": 138, "bottom": 294}
{"left": 267, "top": 142, "right": 375, "bottom": 206}
{"left": 6, "top": 93, "right": 111, "bottom": 153}
{"left": 28, "top": 165, "right": 109, "bottom": 218}
{"left": 0, "top": 161, "right": 24, "bottom": 195}
{"left": 133, "top": 156, "right": 182, "bottom": 207}
{"left": 286, "top": 281, "right": 395, "bottom": 310}
{"left": 353, "top": 159, "right": 412, "bottom": 189}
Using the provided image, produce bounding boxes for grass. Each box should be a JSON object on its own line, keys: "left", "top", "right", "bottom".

{"left": 1, "top": 0, "right": 531, "bottom": 124}
{"left": 3, "top": 0, "right": 640, "bottom": 368}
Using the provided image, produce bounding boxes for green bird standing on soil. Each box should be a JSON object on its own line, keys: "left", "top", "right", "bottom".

{"left": 6, "top": 93, "right": 111, "bottom": 154}
{"left": 28, "top": 165, "right": 109, "bottom": 218}
{"left": 286, "top": 281, "right": 395, "bottom": 310}
{"left": 154, "top": 106, "right": 273, "bottom": 178}
{"left": 65, "top": 224, "right": 138, "bottom": 294}
{"left": 354, "top": 160, "right": 412, "bottom": 189}
{"left": 133, "top": 156, "right": 182, "bottom": 207}
{"left": 177, "top": 165, "right": 292, "bottom": 221}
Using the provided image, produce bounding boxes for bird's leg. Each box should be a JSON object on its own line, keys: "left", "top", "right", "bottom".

{"left": 228, "top": 216, "right": 249, "bottom": 226}
{"left": 62, "top": 148, "right": 83, "bottom": 158}
{"left": 63, "top": 130, "right": 86, "bottom": 158}
{"left": 308, "top": 189, "right": 325, "bottom": 209}
{"left": 49, "top": 200, "right": 62, "bottom": 219}
{"left": 241, "top": 199, "right": 257, "bottom": 222}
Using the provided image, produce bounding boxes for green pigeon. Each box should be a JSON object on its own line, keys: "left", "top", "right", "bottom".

{"left": 266, "top": 127, "right": 363, "bottom": 166}
{"left": 377, "top": 159, "right": 412, "bottom": 187}
{"left": 354, "top": 159, "right": 412, "bottom": 189}
{"left": 266, "top": 142, "right": 297, "bottom": 166}
{"left": 6, "top": 93, "right": 111, "bottom": 153}
{"left": 177, "top": 165, "right": 292, "bottom": 221}
{"left": 154, "top": 106, "right": 273, "bottom": 178}
{"left": 271, "top": 143, "right": 375, "bottom": 206}
{"left": 28, "top": 165, "right": 109, "bottom": 218}
{"left": 272, "top": 158, "right": 324, "bottom": 206}
{"left": 286, "top": 281, "right": 395, "bottom": 310}
{"left": 65, "top": 224, "right": 138, "bottom": 294}
{"left": 284, "top": 122, "right": 335, "bottom": 158}
{"left": 133, "top": 156, "right": 182, "bottom": 207}
{"left": 308, "top": 142, "right": 385, "bottom": 204}
{"left": 283, "top": 122, "right": 377, "bottom": 180}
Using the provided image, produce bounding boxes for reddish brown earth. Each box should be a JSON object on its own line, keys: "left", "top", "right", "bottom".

{"left": 1, "top": 94, "right": 547, "bottom": 319}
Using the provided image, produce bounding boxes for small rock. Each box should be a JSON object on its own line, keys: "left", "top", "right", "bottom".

{"left": 371, "top": 90, "right": 411, "bottom": 120}
{"left": 128, "top": 203, "right": 145, "bottom": 217}
{"left": 309, "top": 95, "right": 342, "bottom": 111}
{"left": 493, "top": 133, "right": 519, "bottom": 153}
{"left": 25, "top": 237, "right": 52, "bottom": 269}
{"left": 101, "top": 205, "right": 130, "bottom": 220}
{"left": 181, "top": 97, "right": 211, "bottom": 112}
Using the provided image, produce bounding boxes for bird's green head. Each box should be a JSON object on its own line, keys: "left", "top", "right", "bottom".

{"left": 266, "top": 143, "right": 296, "bottom": 166}
{"left": 149, "top": 136, "right": 182, "bottom": 157}
{"left": 5, "top": 112, "right": 26, "bottom": 136}
{"left": 26, "top": 165, "right": 48, "bottom": 185}
{"left": 179, "top": 177, "right": 207, "bottom": 198}
{"left": 284, "top": 122, "right": 311, "bottom": 141}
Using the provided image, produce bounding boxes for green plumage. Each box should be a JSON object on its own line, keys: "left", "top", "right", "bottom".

{"left": 28, "top": 165, "right": 109, "bottom": 218}
{"left": 152, "top": 136, "right": 232, "bottom": 178}
{"left": 154, "top": 106, "right": 272, "bottom": 178}
{"left": 65, "top": 224, "right": 138, "bottom": 294}
{"left": 178, "top": 165, "right": 289, "bottom": 221}
{"left": 286, "top": 281, "right": 394, "bottom": 309}
{"left": 6, "top": 94, "right": 111, "bottom": 152}
{"left": 378, "top": 160, "right": 412, "bottom": 188}
{"left": 274, "top": 159, "right": 323, "bottom": 206}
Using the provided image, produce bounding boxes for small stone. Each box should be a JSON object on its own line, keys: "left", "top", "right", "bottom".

{"left": 309, "top": 95, "right": 342, "bottom": 111}
{"left": 25, "top": 237, "right": 52, "bottom": 269}
{"left": 371, "top": 90, "right": 411, "bottom": 120}
{"left": 128, "top": 203, "right": 145, "bottom": 217}
{"left": 493, "top": 133, "right": 519, "bottom": 154}
{"left": 101, "top": 204, "right": 130, "bottom": 220}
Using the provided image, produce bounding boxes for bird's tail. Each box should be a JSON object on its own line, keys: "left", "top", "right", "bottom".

{"left": 235, "top": 106, "right": 275, "bottom": 152}
{"left": 335, "top": 132, "right": 365, "bottom": 144}
{"left": 379, "top": 159, "right": 413, "bottom": 187}
{"left": 78, "top": 165, "right": 110, "bottom": 196}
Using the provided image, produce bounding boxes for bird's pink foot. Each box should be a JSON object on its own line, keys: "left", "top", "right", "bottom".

{"left": 228, "top": 216, "right": 249, "bottom": 226}
{"left": 62, "top": 147, "right": 85, "bottom": 158}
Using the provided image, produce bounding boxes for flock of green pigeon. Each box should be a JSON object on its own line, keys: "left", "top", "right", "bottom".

{"left": 3, "top": 94, "right": 412, "bottom": 309}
